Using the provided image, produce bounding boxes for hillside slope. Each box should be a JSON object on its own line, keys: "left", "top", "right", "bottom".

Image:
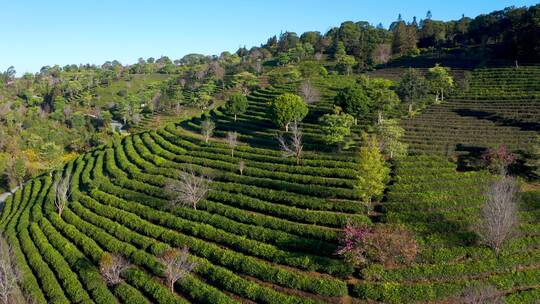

{"left": 402, "top": 67, "right": 540, "bottom": 160}
{"left": 0, "top": 68, "right": 539, "bottom": 304}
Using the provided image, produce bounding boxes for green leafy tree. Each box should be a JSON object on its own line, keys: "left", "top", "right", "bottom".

{"left": 319, "top": 112, "right": 355, "bottom": 150}
{"left": 427, "top": 64, "right": 454, "bottom": 103}
{"left": 376, "top": 119, "right": 408, "bottom": 159}
{"left": 396, "top": 68, "right": 429, "bottom": 115}
{"left": 355, "top": 134, "right": 390, "bottom": 204}
{"left": 225, "top": 93, "right": 248, "bottom": 121}
{"left": 268, "top": 93, "right": 308, "bottom": 131}
{"left": 334, "top": 87, "right": 372, "bottom": 125}
{"left": 360, "top": 77, "right": 400, "bottom": 123}
{"left": 336, "top": 55, "right": 357, "bottom": 75}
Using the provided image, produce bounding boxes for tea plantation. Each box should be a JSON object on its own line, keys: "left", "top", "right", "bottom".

{"left": 0, "top": 67, "right": 539, "bottom": 304}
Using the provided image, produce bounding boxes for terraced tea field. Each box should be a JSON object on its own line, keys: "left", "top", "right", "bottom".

{"left": 402, "top": 67, "right": 540, "bottom": 157}
{"left": 354, "top": 155, "right": 540, "bottom": 303}
{"left": 1, "top": 69, "right": 539, "bottom": 304}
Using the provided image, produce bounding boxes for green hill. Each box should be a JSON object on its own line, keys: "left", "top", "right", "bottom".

{"left": 1, "top": 63, "right": 539, "bottom": 303}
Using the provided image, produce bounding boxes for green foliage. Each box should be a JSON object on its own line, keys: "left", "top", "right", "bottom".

{"left": 334, "top": 86, "right": 372, "bottom": 124}
{"left": 426, "top": 64, "right": 453, "bottom": 102}
{"left": 355, "top": 134, "right": 390, "bottom": 203}
{"left": 225, "top": 93, "right": 248, "bottom": 121}
{"left": 319, "top": 112, "right": 354, "bottom": 149}
{"left": 376, "top": 119, "right": 408, "bottom": 159}
{"left": 268, "top": 93, "right": 308, "bottom": 130}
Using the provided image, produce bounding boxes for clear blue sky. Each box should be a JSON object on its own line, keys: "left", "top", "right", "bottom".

{"left": 3, "top": 0, "right": 538, "bottom": 74}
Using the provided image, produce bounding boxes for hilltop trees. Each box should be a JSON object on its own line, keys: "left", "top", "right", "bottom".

{"left": 269, "top": 93, "right": 308, "bottom": 131}
{"left": 225, "top": 93, "right": 248, "bottom": 122}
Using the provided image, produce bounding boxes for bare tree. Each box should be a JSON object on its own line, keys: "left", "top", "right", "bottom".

{"left": 165, "top": 170, "right": 212, "bottom": 210}
{"left": 54, "top": 174, "right": 71, "bottom": 218}
{"left": 277, "top": 120, "right": 303, "bottom": 165}
{"left": 0, "top": 237, "right": 20, "bottom": 304}
{"left": 238, "top": 160, "right": 245, "bottom": 176}
{"left": 226, "top": 132, "right": 238, "bottom": 157}
{"left": 99, "top": 253, "right": 129, "bottom": 286}
{"left": 476, "top": 176, "right": 519, "bottom": 253}
{"left": 200, "top": 119, "right": 215, "bottom": 143}
{"left": 372, "top": 44, "right": 392, "bottom": 65}
{"left": 460, "top": 284, "right": 503, "bottom": 304}
{"left": 159, "top": 246, "right": 198, "bottom": 292}
{"left": 298, "top": 80, "right": 320, "bottom": 104}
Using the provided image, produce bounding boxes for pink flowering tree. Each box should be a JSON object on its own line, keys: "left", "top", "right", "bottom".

{"left": 482, "top": 145, "right": 516, "bottom": 175}
{"left": 336, "top": 220, "right": 418, "bottom": 268}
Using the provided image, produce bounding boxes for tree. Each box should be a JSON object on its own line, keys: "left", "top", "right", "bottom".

{"left": 375, "top": 119, "right": 408, "bottom": 159}
{"left": 200, "top": 118, "right": 215, "bottom": 143}
{"left": 226, "top": 132, "right": 238, "bottom": 157}
{"left": 355, "top": 134, "right": 390, "bottom": 204}
{"left": 336, "top": 55, "right": 357, "bottom": 75}
{"left": 391, "top": 21, "right": 417, "bottom": 55}
{"left": 459, "top": 283, "right": 503, "bottom": 304}
{"left": 361, "top": 77, "right": 400, "bottom": 123}
{"left": 277, "top": 120, "right": 303, "bottom": 165}
{"left": 268, "top": 93, "right": 308, "bottom": 131}
{"left": 372, "top": 43, "right": 392, "bottom": 65}
{"left": 334, "top": 87, "right": 372, "bottom": 125}
{"left": 159, "top": 246, "right": 198, "bottom": 292}
{"left": 100, "top": 253, "right": 129, "bottom": 286}
{"left": 319, "top": 112, "right": 354, "bottom": 150}
{"left": 396, "top": 68, "right": 429, "bottom": 114}
{"left": 0, "top": 236, "right": 20, "bottom": 304}
{"left": 336, "top": 221, "right": 418, "bottom": 268}
{"left": 225, "top": 93, "right": 248, "bottom": 121}
{"left": 54, "top": 173, "right": 71, "bottom": 218}
{"left": 5, "top": 156, "right": 26, "bottom": 188}
{"left": 165, "top": 170, "right": 212, "bottom": 210}
{"left": 238, "top": 160, "right": 245, "bottom": 175}
{"left": 482, "top": 145, "right": 516, "bottom": 175}
{"left": 298, "top": 80, "right": 320, "bottom": 104}
{"left": 476, "top": 175, "right": 519, "bottom": 253}
{"left": 426, "top": 64, "right": 453, "bottom": 102}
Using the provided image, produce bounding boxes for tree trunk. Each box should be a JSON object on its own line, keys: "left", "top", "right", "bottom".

{"left": 285, "top": 123, "right": 289, "bottom": 132}
{"left": 234, "top": 113, "right": 237, "bottom": 121}
{"left": 231, "top": 149, "right": 234, "bottom": 157}
{"left": 377, "top": 111, "right": 383, "bottom": 124}
{"left": 441, "top": 88, "right": 444, "bottom": 102}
